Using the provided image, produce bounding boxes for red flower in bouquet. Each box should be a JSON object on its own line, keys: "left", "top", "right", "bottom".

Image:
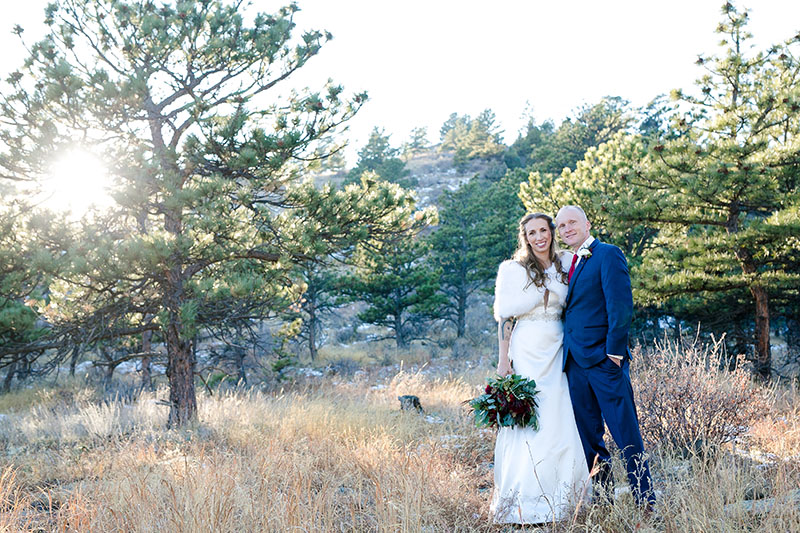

{"left": 509, "top": 398, "right": 527, "bottom": 416}
{"left": 466, "top": 374, "right": 540, "bottom": 429}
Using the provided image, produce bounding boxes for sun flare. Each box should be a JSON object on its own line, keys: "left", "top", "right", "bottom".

{"left": 41, "top": 149, "right": 114, "bottom": 215}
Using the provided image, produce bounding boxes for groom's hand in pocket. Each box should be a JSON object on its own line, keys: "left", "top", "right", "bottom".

{"left": 608, "top": 355, "right": 623, "bottom": 367}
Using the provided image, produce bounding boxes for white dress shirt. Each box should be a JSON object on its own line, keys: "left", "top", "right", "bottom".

{"left": 573, "top": 235, "right": 595, "bottom": 268}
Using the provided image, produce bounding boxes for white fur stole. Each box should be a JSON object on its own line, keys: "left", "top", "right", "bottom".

{"left": 493, "top": 260, "right": 545, "bottom": 321}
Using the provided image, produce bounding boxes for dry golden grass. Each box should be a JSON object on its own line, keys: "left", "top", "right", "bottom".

{"left": 0, "top": 350, "right": 798, "bottom": 532}
{"left": 748, "top": 382, "right": 800, "bottom": 460}
{"left": 0, "top": 368, "right": 496, "bottom": 532}
{"left": 0, "top": 379, "right": 96, "bottom": 413}
{"left": 317, "top": 341, "right": 437, "bottom": 369}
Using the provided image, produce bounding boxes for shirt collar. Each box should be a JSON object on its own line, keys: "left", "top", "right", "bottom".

{"left": 576, "top": 235, "right": 595, "bottom": 254}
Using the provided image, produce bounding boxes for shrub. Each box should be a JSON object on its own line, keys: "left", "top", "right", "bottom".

{"left": 450, "top": 337, "right": 473, "bottom": 360}
{"left": 334, "top": 325, "right": 358, "bottom": 344}
{"left": 324, "top": 357, "right": 361, "bottom": 377}
{"left": 632, "top": 335, "right": 772, "bottom": 451}
{"left": 205, "top": 371, "right": 236, "bottom": 389}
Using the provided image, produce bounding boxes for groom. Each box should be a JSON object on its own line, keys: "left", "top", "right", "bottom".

{"left": 555, "top": 205, "right": 654, "bottom": 508}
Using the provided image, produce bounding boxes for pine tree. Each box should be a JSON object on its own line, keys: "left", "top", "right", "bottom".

{"left": 505, "top": 118, "right": 556, "bottom": 169}
{"left": 343, "top": 207, "right": 443, "bottom": 348}
{"left": 428, "top": 174, "right": 524, "bottom": 337}
{"left": 0, "top": 192, "right": 74, "bottom": 377}
{"left": 527, "top": 3, "right": 800, "bottom": 378}
{"left": 511, "top": 97, "right": 632, "bottom": 176}
{"left": 439, "top": 110, "right": 505, "bottom": 169}
{"left": 347, "top": 127, "right": 414, "bottom": 187}
{"left": 283, "top": 260, "right": 341, "bottom": 361}
{"left": 309, "top": 137, "right": 347, "bottom": 174}
{"left": 635, "top": 3, "right": 800, "bottom": 378}
{"left": 402, "top": 126, "right": 430, "bottom": 159}
{"left": 0, "top": 1, "right": 420, "bottom": 425}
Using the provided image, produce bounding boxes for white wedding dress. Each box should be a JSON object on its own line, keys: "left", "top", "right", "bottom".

{"left": 490, "top": 258, "right": 589, "bottom": 524}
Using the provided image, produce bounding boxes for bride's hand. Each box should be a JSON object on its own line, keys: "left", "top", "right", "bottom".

{"left": 497, "top": 359, "right": 513, "bottom": 377}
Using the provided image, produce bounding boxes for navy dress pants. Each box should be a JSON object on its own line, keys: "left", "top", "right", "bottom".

{"left": 565, "top": 354, "right": 655, "bottom": 506}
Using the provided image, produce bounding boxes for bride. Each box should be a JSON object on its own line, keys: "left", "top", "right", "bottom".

{"left": 490, "top": 213, "right": 589, "bottom": 525}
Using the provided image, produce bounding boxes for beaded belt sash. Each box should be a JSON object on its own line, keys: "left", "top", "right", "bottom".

{"left": 516, "top": 309, "right": 562, "bottom": 322}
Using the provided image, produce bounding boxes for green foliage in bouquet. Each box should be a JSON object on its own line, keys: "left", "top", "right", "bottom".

{"left": 467, "top": 374, "right": 540, "bottom": 429}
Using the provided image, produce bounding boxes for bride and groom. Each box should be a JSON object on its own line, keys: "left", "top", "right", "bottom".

{"left": 491, "top": 205, "right": 655, "bottom": 525}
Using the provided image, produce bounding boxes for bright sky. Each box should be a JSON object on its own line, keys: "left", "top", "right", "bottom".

{"left": 3, "top": 1, "right": 800, "bottom": 165}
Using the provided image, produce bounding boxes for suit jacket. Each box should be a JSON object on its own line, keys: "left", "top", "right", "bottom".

{"left": 562, "top": 239, "right": 633, "bottom": 369}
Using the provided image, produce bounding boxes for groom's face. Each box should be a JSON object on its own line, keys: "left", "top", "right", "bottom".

{"left": 556, "top": 208, "right": 591, "bottom": 250}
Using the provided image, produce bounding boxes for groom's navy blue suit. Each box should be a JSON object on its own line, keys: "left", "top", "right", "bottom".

{"left": 563, "top": 238, "right": 654, "bottom": 506}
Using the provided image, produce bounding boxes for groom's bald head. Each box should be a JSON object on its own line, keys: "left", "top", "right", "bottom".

{"left": 555, "top": 205, "right": 591, "bottom": 251}
{"left": 556, "top": 205, "right": 588, "bottom": 223}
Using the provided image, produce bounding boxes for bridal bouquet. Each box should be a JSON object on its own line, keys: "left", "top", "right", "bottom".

{"left": 466, "top": 374, "right": 540, "bottom": 429}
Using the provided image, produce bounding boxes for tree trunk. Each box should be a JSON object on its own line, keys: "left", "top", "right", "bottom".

{"left": 141, "top": 328, "right": 153, "bottom": 391}
{"left": 308, "top": 303, "right": 318, "bottom": 361}
{"left": 99, "top": 346, "right": 116, "bottom": 392}
{"left": 69, "top": 344, "right": 81, "bottom": 377}
{"left": 452, "top": 251, "right": 469, "bottom": 338}
{"left": 18, "top": 356, "right": 31, "bottom": 381}
{"left": 103, "top": 363, "right": 116, "bottom": 392}
{"left": 237, "top": 350, "right": 247, "bottom": 385}
{"left": 164, "top": 266, "right": 197, "bottom": 427}
{"left": 730, "top": 210, "right": 771, "bottom": 380}
{"left": 456, "top": 285, "right": 467, "bottom": 338}
{"left": 166, "top": 326, "right": 197, "bottom": 427}
{"left": 751, "top": 283, "right": 771, "bottom": 379}
{"left": 2, "top": 361, "right": 16, "bottom": 393}
{"left": 395, "top": 312, "right": 407, "bottom": 348}
{"left": 735, "top": 245, "right": 771, "bottom": 379}
{"left": 151, "top": 95, "right": 196, "bottom": 426}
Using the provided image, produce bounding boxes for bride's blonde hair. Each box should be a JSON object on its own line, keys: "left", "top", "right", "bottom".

{"left": 513, "top": 213, "right": 569, "bottom": 288}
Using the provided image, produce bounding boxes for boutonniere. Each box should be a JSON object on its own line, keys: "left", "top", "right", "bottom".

{"left": 577, "top": 248, "right": 592, "bottom": 259}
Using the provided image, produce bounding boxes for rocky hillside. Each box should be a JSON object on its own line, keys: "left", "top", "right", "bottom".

{"left": 314, "top": 147, "right": 504, "bottom": 209}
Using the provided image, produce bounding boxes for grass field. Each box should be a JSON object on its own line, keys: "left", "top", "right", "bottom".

{"left": 0, "top": 344, "right": 798, "bottom": 532}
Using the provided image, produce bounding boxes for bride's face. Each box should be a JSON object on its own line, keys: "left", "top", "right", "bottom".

{"left": 525, "top": 218, "right": 552, "bottom": 256}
